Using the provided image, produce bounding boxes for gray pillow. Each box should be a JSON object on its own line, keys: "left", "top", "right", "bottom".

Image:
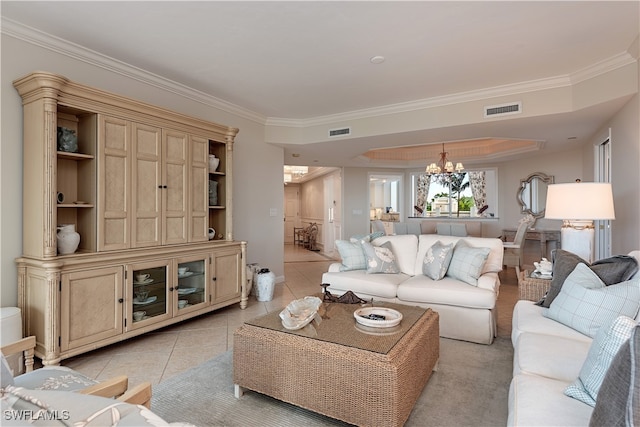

{"left": 446, "top": 240, "right": 490, "bottom": 286}
{"left": 422, "top": 241, "right": 454, "bottom": 280}
{"left": 589, "top": 324, "right": 640, "bottom": 426}
{"left": 540, "top": 250, "right": 639, "bottom": 308}
{"left": 361, "top": 241, "right": 400, "bottom": 274}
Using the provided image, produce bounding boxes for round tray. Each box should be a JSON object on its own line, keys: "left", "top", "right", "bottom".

{"left": 353, "top": 307, "right": 403, "bottom": 328}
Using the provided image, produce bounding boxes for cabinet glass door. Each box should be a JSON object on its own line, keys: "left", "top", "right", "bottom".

{"left": 176, "top": 258, "right": 207, "bottom": 311}
{"left": 130, "top": 263, "right": 170, "bottom": 327}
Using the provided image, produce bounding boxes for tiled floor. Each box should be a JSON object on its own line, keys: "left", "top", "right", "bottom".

{"left": 62, "top": 244, "right": 519, "bottom": 389}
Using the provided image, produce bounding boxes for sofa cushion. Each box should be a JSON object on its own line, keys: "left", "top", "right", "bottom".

{"left": 540, "top": 249, "right": 639, "bottom": 307}
{"left": 362, "top": 241, "right": 400, "bottom": 274}
{"left": 589, "top": 324, "right": 640, "bottom": 426}
{"left": 565, "top": 316, "right": 637, "bottom": 407}
{"left": 511, "top": 300, "right": 593, "bottom": 346}
{"left": 422, "top": 240, "right": 454, "bottom": 280}
{"left": 513, "top": 332, "right": 591, "bottom": 382}
{"left": 446, "top": 240, "right": 490, "bottom": 286}
{"left": 415, "top": 235, "right": 503, "bottom": 276}
{"left": 544, "top": 264, "right": 640, "bottom": 337}
{"left": 374, "top": 234, "right": 418, "bottom": 275}
{"left": 398, "top": 275, "right": 497, "bottom": 309}
{"left": 508, "top": 374, "right": 593, "bottom": 427}
{"left": 321, "top": 270, "right": 408, "bottom": 299}
{"left": 335, "top": 239, "right": 366, "bottom": 271}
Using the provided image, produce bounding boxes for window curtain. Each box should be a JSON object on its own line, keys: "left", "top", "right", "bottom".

{"left": 416, "top": 174, "right": 431, "bottom": 215}
{"left": 468, "top": 171, "right": 486, "bottom": 211}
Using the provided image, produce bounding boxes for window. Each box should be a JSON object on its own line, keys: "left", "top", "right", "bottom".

{"left": 410, "top": 169, "right": 498, "bottom": 218}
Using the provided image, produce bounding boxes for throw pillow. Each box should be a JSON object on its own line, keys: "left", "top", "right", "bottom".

{"left": 589, "top": 324, "right": 640, "bottom": 426}
{"left": 350, "top": 231, "right": 385, "bottom": 243}
{"left": 361, "top": 241, "right": 400, "bottom": 274}
{"left": 544, "top": 263, "right": 640, "bottom": 337}
{"left": 540, "top": 250, "right": 639, "bottom": 307}
{"left": 422, "top": 240, "right": 455, "bottom": 280}
{"left": 565, "top": 316, "right": 637, "bottom": 407}
{"left": 335, "top": 239, "right": 366, "bottom": 271}
{"left": 446, "top": 240, "right": 490, "bottom": 286}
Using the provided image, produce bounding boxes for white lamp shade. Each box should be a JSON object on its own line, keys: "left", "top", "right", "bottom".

{"left": 545, "top": 182, "right": 615, "bottom": 220}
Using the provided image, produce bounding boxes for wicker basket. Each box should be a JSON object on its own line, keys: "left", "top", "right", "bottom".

{"left": 519, "top": 270, "right": 551, "bottom": 302}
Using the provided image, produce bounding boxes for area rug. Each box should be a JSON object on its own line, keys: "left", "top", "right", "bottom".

{"left": 152, "top": 337, "right": 513, "bottom": 426}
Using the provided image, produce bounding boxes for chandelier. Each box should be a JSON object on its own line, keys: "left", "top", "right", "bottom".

{"left": 283, "top": 165, "right": 309, "bottom": 183}
{"left": 425, "top": 143, "right": 464, "bottom": 175}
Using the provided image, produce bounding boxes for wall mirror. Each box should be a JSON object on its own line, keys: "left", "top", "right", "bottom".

{"left": 517, "top": 172, "right": 554, "bottom": 218}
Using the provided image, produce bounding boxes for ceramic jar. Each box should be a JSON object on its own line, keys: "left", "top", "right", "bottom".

{"left": 208, "top": 154, "right": 220, "bottom": 172}
{"left": 57, "top": 224, "right": 80, "bottom": 255}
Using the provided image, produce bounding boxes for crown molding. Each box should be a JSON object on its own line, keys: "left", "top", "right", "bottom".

{"left": 570, "top": 51, "right": 637, "bottom": 84}
{"left": 1, "top": 18, "right": 267, "bottom": 125}
{"left": 265, "top": 75, "right": 571, "bottom": 128}
{"left": 265, "top": 52, "right": 636, "bottom": 128}
{"left": 4, "top": 17, "right": 635, "bottom": 130}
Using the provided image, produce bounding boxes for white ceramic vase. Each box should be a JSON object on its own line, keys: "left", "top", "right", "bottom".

{"left": 57, "top": 224, "right": 80, "bottom": 255}
{"left": 208, "top": 154, "right": 220, "bottom": 172}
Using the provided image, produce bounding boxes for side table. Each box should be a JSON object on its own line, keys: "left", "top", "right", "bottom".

{"left": 518, "top": 270, "right": 552, "bottom": 302}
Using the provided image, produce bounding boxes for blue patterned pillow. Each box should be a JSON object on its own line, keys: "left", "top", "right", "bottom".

{"left": 544, "top": 263, "right": 640, "bottom": 337}
{"left": 423, "top": 241, "right": 455, "bottom": 280}
{"left": 446, "top": 240, "right": 490, "bottom": 286}
{"left": 335, "top": 240, "right": 366, "bottom": 271}
{"left": 361, "top": 241, "right": 400, "bottom": 274}
{"left": 565, "top": 315, "right": 637, "bottom": 406}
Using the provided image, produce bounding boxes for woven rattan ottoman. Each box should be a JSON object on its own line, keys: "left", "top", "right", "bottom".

{"left": 233, "top": 302, "right": 439, "bottom": 427}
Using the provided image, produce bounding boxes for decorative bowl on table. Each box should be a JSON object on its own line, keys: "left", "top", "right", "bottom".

{"left": 279, "top": 296, "right": 323, "bottom": 330}
{"left": 354, "top": 307, "right": 403, "bottom": 328}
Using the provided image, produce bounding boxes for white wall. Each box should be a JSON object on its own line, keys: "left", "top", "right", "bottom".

{"left": 588, "top": 93, "right": 640, "bottom": 254}
{"left": 1, "top": 34, "right": 284, "bottom": 305}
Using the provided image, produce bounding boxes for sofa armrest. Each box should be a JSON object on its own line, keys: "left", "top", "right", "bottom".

{"left": 327, "top": 263, "right": 343, "bottom": 273}
{"left": 477, "top": 272, "right": 500, "bottom": 293}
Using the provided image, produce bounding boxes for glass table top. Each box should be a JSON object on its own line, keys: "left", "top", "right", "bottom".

{"left": 245, "top": 300, "right": 427, "bottom": 354}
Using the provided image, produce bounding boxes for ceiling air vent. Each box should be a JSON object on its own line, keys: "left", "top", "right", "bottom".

{"left": 328, "top": 127, "right": 351, "bottom": 137}
{"left": 484, "top": 102, "right": 522, "bottom": 118}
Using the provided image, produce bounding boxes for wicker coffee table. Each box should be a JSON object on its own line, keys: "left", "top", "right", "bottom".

{"left": 233, "top": 302, "right": 439, "bottom": 427}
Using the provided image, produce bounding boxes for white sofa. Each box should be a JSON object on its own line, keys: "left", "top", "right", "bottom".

{"left": 508, "top": 250, "right": 640, "bottom": 426}
{"left": 321, "top": 234, "right": 504, "bottom": 344}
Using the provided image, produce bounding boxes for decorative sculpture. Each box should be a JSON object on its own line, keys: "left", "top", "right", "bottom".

{"left": 320, "top": 283, "right": 370, "bottom": 304}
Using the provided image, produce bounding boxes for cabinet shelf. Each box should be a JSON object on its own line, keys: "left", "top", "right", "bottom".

{"left": 57, "top": 151, "right": 95, "bottom": 160}
{"left": 209, "top": 171, "right": 225, "bottom": 176}
{"left": 209, "top": 205, "right": 225, "bottom": 209}
{"left": 58, "top": 203, "right": 94, "bottom": 208}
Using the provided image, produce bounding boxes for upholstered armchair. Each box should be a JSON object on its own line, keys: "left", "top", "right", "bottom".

{"left": 1, "top": 336, "right": 151, "bottom": 408}
{"left": 0, "top": 336, "right": 195, "bottom": 426}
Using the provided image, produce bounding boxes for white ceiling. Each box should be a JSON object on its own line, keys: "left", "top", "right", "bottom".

{"left": 3, "top": 1, "right": 639, "bottom": 167}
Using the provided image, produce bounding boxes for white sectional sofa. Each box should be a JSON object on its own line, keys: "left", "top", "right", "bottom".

{"left": 508, "top": 250, "right": 640, "bottom": 426}
{"left": 321, "top": 234, "right": 504, "bottom": 344}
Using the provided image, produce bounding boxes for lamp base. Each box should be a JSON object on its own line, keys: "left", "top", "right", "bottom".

{"left": 560, "top": 223, "right": 594, "bottom": 263}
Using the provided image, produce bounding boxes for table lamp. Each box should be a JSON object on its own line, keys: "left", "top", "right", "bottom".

{"left": 544, "top": 181, "right": 615, "bottom": 262}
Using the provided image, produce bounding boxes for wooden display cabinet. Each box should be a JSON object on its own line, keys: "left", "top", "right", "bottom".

{"left": 14, "top": 72, "right": 247, "bottom": 365}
